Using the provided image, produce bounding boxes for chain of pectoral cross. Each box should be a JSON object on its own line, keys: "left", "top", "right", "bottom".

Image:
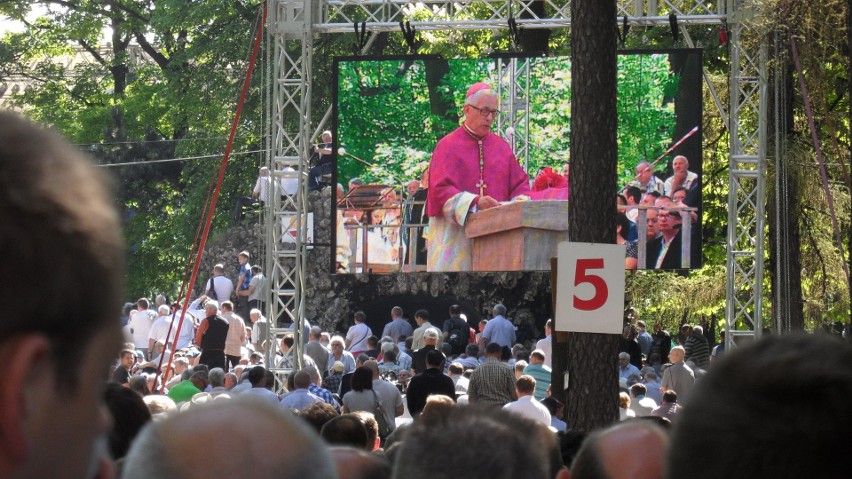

{"left": 475, "top": 139, "right": 487, "bottom": 196}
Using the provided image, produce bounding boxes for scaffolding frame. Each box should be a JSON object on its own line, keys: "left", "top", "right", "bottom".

{"left": 265, "top": 0, "right": 768, "bottom": 386}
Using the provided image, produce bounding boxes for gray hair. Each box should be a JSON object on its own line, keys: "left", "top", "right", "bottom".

{"left": 208, "top": 368, "right": 226, "bottom": 388}
{"left": 492, "top": 303, "right": 507, "bottom": 316}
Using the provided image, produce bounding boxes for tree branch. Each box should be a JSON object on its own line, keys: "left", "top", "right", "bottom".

{"left": 134, "top": 33, "right": 169, "bottom": 69}
{"left": 78, "top": 40, "right": 107, "bottom": 67}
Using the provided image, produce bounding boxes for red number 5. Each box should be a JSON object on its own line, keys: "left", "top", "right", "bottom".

{"left": 573, "top": 258, "right": 608, "bottom": 311}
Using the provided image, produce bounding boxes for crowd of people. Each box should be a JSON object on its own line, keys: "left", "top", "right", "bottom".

{"left": 4, "top": 106, "right": 850, "bottom": 479}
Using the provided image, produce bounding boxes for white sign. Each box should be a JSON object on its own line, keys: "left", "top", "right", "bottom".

{"left": 555, "top": 242, "right": 625, "bottom": 334}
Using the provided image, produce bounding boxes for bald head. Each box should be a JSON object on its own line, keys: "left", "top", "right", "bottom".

{"left": 123, "top": 397, "right": 336, "bottom": 479}
{"left": 571, "top": 420, "right": 669, "bottom": 479}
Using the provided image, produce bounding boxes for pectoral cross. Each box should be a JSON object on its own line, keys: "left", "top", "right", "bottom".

{"left": 475, "top": 178, "right": 487, "bottom": 195}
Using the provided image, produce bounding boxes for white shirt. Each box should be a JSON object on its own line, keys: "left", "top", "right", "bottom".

{"left": 253, "top": 175, "right": 272, "bottom": 203}
{"left": 503, "top": 395, "right": 551, "bottom": 428}
{"left": 128, "top": 309, "right": 154, "bottom": 348}
{"left": 148, "top": 315, "right": 173, "bottom": 346}
{"left": 206, "top": 275, "right": 234, "bottom": 303}
{"left": 346, "top": 323, "right": 372, "bottom": 353}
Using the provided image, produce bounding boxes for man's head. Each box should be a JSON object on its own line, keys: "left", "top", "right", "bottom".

{"left": 213, "top": 263, "right": 225, "bottom": 275}
{"left": 425, "top": 350, "right": 446, "bottom": 370}
{"left": 624, "top": 186, "right": 641, "bottom": 205}
{"left": 657, "top": 208, "right": 682, "bottom": 235}
{"left": 630, "top": 383, "right": 647, "bottom": 398}
{"left": 293, "top": 370, "right": 312, "bottom": 390}
{"left": 394, "top": 404, "right": 566, "bottom": 479}
{"left": 449, "top": 304, "right": 462, "bottom": 317}
{"left": 530, "top": 349, "right": 546, "bottom": 365}
{"left": 414, "top": 309, "right": 429, "bottom": 325}
{"left": 515, "top": 375, "right": 536, "bottom": 397}
{"left": 492, "top": 303, "right": 507, "bottom": 317}
{"left": 618, "top": 352, "right": 631, "bottom": 368}
{"left": 220, "top": 300, "right": 234, "bottom": 313}
{"left": 668, "top": 346, "right": 685, "bottom": 363}
{"left": 321, "top": 414, "right": 370, "bottom": 450}
{"left": 465, "top": 344, "right": 479, "bottom": 358}
{"left": 208, "top": 368, "right": 226, "bottom": 388}
{"left": 570, "top": 420, "right": 669, "bottom": 479}
{"left": 321, "top": 130, "right": 332, "bottom": 143}
{"left": 189, "top": 371, "right": 210, "bottom": 391}
{"left": 353, "top": 311, "right": 366, "bottom": 324}
{"left": 485, "top": 342, "right": 503, "bottom": 358}
{"left": 247, "top": 366, "right": 267, "bottom": 388}
{"left": 238, "top": 251, "right": 250, "bottom": 265}
{"left": 120, "top": 349, "right": 136, "bottom": 369}
{"left": 636, "top": 161, "right": 654, "bottom": 184}
{"left": 406, "top": 180, "right": 420, "bottom": 197}
{"left": 668, "top": 334, "right": 852, "bottom": 479}
{"left": 249, "top": 309, "right": 262, "bottom": 324}
{"left": 204, "top": 300, "right": 219, "bottom": 316}
{"left": 124, "top": 396, "right": 336, "bottom": 479}
{"left": 391, "top": 306, "right": 403, "bottom": 319}
{"left": 671, "top": 155, "right": 689, "bottom": 173}
{"left": 423, "top": 327, "right": 440, "bottom": 346}
{"left": 0, "top": 112, "right": 125, "bottom": 478}
{"left": 661, "top": 390, "right": 677, "bottom": 404}
{"left": 462, "top": 82, "right": 499, "bottom": 137}
{"left": 281, "top": 335, "right": 295, "bottom": 353}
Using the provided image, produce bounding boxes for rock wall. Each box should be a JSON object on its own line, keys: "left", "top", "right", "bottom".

{"left": 203, "top": 188, "right": 554, "bottom": 348}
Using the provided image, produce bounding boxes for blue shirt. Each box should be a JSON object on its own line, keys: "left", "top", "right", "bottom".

{"left": 239, "top": 262, "right": 252, "bottom": 290}
{"left": 619, "top": 363, "right": 641, "bottom": 380}
{"left": 309, "top": 383, "right": 339, "bottom": 411}
{"left": 280, "top": 388, "right": 322, "bottom": 410}
{"left": 482, "top": 315, "right": 516, "bottom": 347}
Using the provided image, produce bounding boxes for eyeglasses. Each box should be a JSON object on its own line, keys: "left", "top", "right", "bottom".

{"left": 468, "top": 105, "right": 500, "bottom": 117}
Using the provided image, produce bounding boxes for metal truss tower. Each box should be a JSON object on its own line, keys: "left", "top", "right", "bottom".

{"left": 265, "top": 0, "right": 769, "bottom": 383}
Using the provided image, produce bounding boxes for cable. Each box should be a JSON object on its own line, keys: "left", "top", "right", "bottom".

{"left": 96, "top": 148, "right": 268, "bottom": 167}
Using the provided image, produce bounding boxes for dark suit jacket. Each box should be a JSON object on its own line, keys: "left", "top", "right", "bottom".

{"left": 646, "top": 230, "right": 683, "bottom": 269}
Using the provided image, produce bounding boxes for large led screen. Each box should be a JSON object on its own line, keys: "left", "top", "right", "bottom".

{"left": 330, "top": 50, "right": 703, "bottom": 274}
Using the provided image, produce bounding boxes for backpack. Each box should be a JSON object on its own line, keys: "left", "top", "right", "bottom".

{"left": 206, "top": 277, "right": 218, "bottom": 300}
{"left": 446, "top": 318, "right": 466, "bottom": 355}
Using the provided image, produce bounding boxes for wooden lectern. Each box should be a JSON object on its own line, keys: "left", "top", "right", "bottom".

{"left": 464, "top": 200, "right": 569, "bottom": 271}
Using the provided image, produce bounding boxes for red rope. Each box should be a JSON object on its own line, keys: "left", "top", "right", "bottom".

{"left": 156, "top": 2, "right": 268, "bottom": 392}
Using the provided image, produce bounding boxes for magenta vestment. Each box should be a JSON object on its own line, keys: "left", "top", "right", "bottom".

{"left": 425, "top": 126, "right": 530, "bottom": 271}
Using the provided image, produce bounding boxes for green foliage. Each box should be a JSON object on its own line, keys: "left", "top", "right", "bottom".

{"left": 337, "top": 54, "right": 682, "bottom": 188}
{"left": 0, "top": 0, "right": 263, "bottom": 299}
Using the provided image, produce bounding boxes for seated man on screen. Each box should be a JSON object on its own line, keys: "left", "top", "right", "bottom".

{"left": 646, "top": 208, "right": 683, "bottom": 269}
{"left": 426, "top": 82, "right": 530, "bottom": 272}
{"left": 663, "top": 155, "right": 699, "bottom": 196}
{"left": 627, "top": 160, "right": 665, "bottom": 195}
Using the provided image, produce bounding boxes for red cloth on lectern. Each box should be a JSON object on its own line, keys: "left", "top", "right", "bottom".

{"left": 426, "top": 127, "right": 530, "bottom": 218}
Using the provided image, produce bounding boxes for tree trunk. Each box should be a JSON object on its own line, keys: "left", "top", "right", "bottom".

{"left": 769, "top": 47, "right": 805, "bottom": 333}
{"left": 847, "top": 0, "right": 852, "bottom": 340}
{"left": 565, "top": 0, "right": 620, "bottom": 431}
{"left": 519, "top": 0, "right": 550, "bottom": 54}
